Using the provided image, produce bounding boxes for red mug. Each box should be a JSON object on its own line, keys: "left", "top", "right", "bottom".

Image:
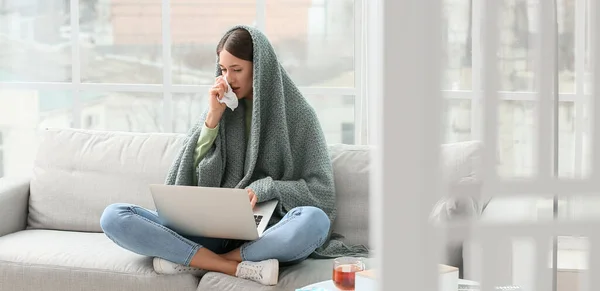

{"left": 332, "top": 257, "right": 366, "bottom": 291}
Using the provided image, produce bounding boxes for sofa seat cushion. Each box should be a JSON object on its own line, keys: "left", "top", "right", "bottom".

{"left": 0, "top": 230, "right": 199, "bottom": 291}
{"left": 197, "top": 257, "right": 372, "bottom": 291}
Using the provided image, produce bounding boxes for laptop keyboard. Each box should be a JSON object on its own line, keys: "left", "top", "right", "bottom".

{"left": 254, "top": 214, "right": 263, "bottom": 227}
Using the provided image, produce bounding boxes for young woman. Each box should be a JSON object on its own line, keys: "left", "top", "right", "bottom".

{"left": 100, "top": 25, "right": 365, "bottom": 286}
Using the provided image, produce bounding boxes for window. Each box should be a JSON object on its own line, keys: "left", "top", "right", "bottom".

{"left": 0, "top": 0, "right": 361, "bottom": 177}
{"left": 341, "top": 123, "right": 355, "bottom": 145}
{"left": 343, "top": 95, "right": 355, "bottom": 106}
{"left": 444, "top": 0, "right": 578, "bottom": 177}
{"left": 441, "top": 0, "right": 593, "bottom": 288}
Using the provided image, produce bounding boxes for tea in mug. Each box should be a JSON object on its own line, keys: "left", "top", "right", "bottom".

{"left": 332, "top": 264, "right": 362, "bottom": 290}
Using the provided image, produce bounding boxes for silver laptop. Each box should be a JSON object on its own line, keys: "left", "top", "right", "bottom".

{"left": 149, "top": 184, "right": 278, "bottom": 241}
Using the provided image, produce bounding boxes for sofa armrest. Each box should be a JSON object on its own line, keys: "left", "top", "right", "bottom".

{"left": 0, "top": 177, "right": 30, "bottom": 237}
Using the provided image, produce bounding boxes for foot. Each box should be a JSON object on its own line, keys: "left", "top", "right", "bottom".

{"left": 153, "top": 257, "right": 207, "bottom": 277}
{"left": 235, "top": 259, "right": 279, "bottom": 285}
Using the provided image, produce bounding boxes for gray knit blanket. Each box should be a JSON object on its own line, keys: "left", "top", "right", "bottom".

{"left": 164, "top": 25, "right": 368, "bottom": 259}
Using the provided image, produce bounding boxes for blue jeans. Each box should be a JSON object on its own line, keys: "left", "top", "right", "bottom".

{"left": 100, "top": 203, "right": 330, "bottom": 266}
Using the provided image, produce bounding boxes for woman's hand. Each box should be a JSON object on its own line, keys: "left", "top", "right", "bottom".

{"left": 247, "top": 188, "right": 258, "bottom": 209}
{"left": 205, "top": 76, "right": 228, "bottom": 128}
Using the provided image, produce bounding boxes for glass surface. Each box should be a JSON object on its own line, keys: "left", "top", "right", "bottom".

{"left": 442, "top": 0, "right": 472, "bottom": 90}
{"left": 497, "top": 0, "right": 536, "bottom": 92}
{"left": 173, "top": 93, "right": 356, "bottom": 144}
{"left": 171, "top": 0, "right": 256, "bottom": 85}
{"left": 0, "top": 1, "right": 71, "bottom": 82}
{"left": 173, "top": 93, "right": 208, "bottom": 133}
{"left": 80, "top": 0, "right": 163, "bottom": 83}
{"left": 489, "top": 100, "right": 575, "bottom": 178}
{"left": 74, "top": 92, "right": 165, "bottom": 132}
{"left": 304, "top": 95, "right": 355, "bottom": 144}
{"left": 266, "top": 0, "right": 354, "bottom": 87}
{"left": 444, "top": 99, "right": 472, "bottom": 143}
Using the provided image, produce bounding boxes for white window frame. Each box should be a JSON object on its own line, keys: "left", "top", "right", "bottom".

{"left": 452, "top": 0, "right": 588, "bottom": 178}
{"left": 0, "top": 0, "right": 366, "bottom": 145}
{"left": 372, "top": 0, "right": 600, "bottom": 289}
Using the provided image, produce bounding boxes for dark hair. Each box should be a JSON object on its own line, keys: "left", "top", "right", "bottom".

{"left": 216, "top": 28, "right": 253, "bottom": 62}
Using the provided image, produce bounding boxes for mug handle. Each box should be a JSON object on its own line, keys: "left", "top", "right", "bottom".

{"left": 359, "top": 260, "right": 367, "bottom": 271}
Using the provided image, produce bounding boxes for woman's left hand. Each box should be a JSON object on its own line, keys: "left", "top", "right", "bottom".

{"left": 247, "top": 189, "right": 258, "bottom": 209}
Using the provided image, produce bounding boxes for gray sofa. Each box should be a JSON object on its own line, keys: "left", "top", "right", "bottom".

{"left": 0, "top": 128, "right": 483, "bottom": 290}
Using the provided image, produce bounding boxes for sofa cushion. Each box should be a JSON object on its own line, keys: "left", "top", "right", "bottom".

{"left": 439, "top": 140, "right": 483, "bottom": 193}
{"left": 0, "top": 229, "right": 199, "bottom": 291}
{"left": 431, "top": 140, "right": 484, "bottom": 222}
{"left": 328, "top": 144, "right": 371, "bottom": 248}
{"left": 197, "top": 258, "right": 373, "bottom": 291}
{"left": 29, "top": 128, "right": 185, "bottom": 232}
{"left": 327, "top": 141, "right": 483, "bottom": 249}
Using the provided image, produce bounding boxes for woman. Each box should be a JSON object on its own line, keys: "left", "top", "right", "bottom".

{"left": 100, "top": 25, "right": 366, "bottom": 286}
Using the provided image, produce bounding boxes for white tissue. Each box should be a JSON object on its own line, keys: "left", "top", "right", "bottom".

{"left": 218, "top": 77, "right": 239, "bottom": 110}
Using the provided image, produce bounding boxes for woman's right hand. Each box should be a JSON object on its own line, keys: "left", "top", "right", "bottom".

{"left": 205, "top": 76, "right": 228, "bottom": 128}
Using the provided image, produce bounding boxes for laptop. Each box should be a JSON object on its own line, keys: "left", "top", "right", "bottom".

{"left": 149, "top": 184, "right": 278, "bottom": 241}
